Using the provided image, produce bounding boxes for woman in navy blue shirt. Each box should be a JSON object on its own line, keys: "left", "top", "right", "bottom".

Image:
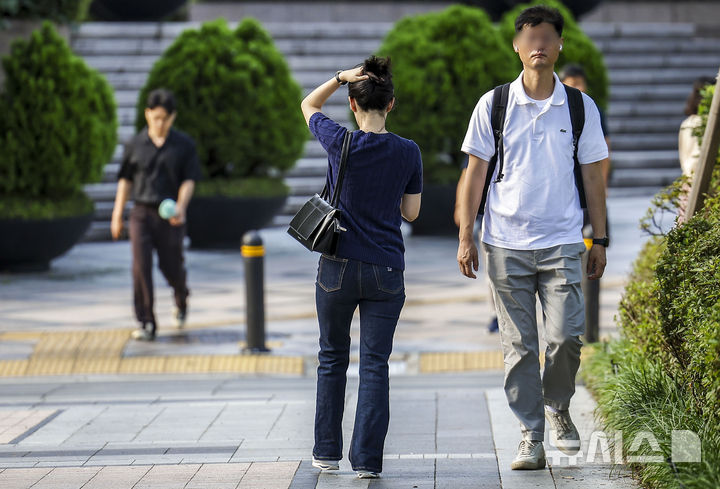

{"left": 300, "top": 56, "right": 422, "bottom": 479}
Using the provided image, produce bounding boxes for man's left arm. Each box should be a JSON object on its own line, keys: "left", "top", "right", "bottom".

{"left": 581, "top": 159, "right": 608, "bottom": 280}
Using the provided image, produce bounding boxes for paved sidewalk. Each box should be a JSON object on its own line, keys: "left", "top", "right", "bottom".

{"left": 0, "top": 195, "right": 653, "bottom": 487}
{"left": 0, "top": 374, "right": 637, "bottom": 488}
{"left": 0, "top": 196, "right": 654, "bottom": 378}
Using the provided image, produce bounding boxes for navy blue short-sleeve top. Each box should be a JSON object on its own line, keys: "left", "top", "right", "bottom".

{"left": 309, "top": 112, "right": 422, "bottom": 270}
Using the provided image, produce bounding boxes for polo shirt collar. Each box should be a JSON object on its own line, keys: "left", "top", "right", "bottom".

{"left": 510, "top": 71, "right": 566, "bottom": 106}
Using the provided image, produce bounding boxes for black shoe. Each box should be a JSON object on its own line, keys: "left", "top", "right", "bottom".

{"left": 488, "top": 317, "right": 499, "bottom": 333}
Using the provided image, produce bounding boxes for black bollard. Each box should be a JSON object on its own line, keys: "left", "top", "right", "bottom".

{"left": 581, "top": 229, "right": 600, "bottom": 344}
{"left": 241, "top": 231, "right": 270, "bottom": 352}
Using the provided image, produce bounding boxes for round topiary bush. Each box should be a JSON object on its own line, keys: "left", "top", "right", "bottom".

{"left": 498, "top": 0, "right": 609, "bottom": 111}
{"left": 0, "top": 21, "right": 117, "bottom": 219}
{"left": 135, "top": 18, "right": 306, "bottom": 197}
{"left": 377, "top": 5, "right": 517, "bottom": 184}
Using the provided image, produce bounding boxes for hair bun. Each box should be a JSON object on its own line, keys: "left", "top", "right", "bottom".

{"left": 363, "top": 55, "right": 391, "bottom": 82}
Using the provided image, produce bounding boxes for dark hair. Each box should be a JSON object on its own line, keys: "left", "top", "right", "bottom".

{"left": 146, "top": 88, "right": 176, "bottom": 114}
{"left": 514, "top": 5, "right": 564, "bottom": 37}
{"left": 558, "top": 63, "right": 587, "bottom": 82}
{"left": 684, "top": 76, "right": 715, "bottom": 116}
{"left": 348, "top": 56, "right": 394, "bottom": 112}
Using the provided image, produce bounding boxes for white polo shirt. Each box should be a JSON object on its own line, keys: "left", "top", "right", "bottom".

{"left": 461, "top": 72, "right": 608, "bottom": 250}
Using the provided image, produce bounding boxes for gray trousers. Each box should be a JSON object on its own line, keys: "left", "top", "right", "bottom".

{"left": 483, "top": 242, "right": 586, "bottom": 442}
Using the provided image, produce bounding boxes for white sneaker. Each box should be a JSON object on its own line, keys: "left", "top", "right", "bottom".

{"left": 173, "top": 307, "right": 187, "bottom": 329}
{"left": 131, "top": 328, "right": 155, "bottom": 341}
{"left": 357, "top": 471, "right": 379, "bottom": 479}
{"left": 511, "top": 440, "right": 546, "bottom": 470}
{"left": 545, "top": 407, "right": 581, "bottom": 455}
{"left": 312, "top": 457, "right": 339, "bottom": 470}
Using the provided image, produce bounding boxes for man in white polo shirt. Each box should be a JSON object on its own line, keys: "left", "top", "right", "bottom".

{"left": 456, "top": 5, "right": 609, "bottom": 470}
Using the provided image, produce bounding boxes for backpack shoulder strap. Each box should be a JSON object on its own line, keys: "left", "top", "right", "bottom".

{"left": 479, "top": 82, "right": 511, "bottom": 215}
{"left": 564, "top": 84, "right": 587, "bottom": 208}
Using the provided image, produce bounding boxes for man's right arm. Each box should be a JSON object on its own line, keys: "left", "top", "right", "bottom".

{"left": 111, "top": 178, "right": 132, "bottom": 240}
{"left": 457, "top": 154, "right": 489, "bottom": 279}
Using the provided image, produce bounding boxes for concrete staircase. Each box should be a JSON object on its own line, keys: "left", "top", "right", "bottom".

{"left": 73, "top": 21, "right": 720, "bottom": 240}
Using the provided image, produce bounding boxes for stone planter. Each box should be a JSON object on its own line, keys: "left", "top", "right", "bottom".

{"left": 0, "top": 213, "right": 93, "bottom": 272}
{"left": 186, "top": 195, "right": 287, "bottom": 249}
{"left": 410, "top": 183, "right": 458, "bottom": 236}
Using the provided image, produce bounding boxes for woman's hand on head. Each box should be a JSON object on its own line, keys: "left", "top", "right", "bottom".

{"left": 339, "top": 67, "right": 369, "bottom": 84}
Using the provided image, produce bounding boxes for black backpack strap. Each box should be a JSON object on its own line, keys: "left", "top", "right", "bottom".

{"left": 564, "top": 84, "right": 587, "bottom": 208}
{"left": 479, "top": 82, "right": 510, "bottom": 215}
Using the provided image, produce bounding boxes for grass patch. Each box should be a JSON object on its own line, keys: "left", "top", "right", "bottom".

{"left": 582, "top": 341, "right": 720, "bottom": 489}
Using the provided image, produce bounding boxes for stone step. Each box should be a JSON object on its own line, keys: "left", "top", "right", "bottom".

{"left": 104, "top": 69, "right": 366, "bottom": 92}
{"left": 581, "top": 22, "right": 696, "bottom": 39}
{"left": 610, "top": 167, "right": 681, "bottom": 187}
{"left": 608, "top": 117, "right": 685, "bottom": 134}
{"left": 76, "top": 21, "right": 393, "bottom": 39}
{"left": 603, "top": 53, "right": 720, "bottom": 69}
{"left": 610, "top": 133, "right": 679, "bottom": 151}
{"left": 609, "top": 85, "right": 693, "bottom": 102}
{"left": 610, "top": 150, "right": 679, "bottom": 169}
{"left": 85, "top": 54, "right": 365, "bottom": 74}
{"left": 594, "top": 38, "right": 720, "bottom": 54}
{"left": 608, "top": 101, "right": 685, "bottom": 118}
{"left": 73, "top": 37, "right": 382, "bottom": 56}
{"left": 609, "top": 68, "right": 717, "bottom": 85}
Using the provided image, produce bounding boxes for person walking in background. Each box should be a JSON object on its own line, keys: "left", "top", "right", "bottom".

{"left": 456, "top": 6, "right": 609, "bottom": 470}
{"left": 559, "top": 64, "right": 611, "bottom": 185}
{"left": 679, "top": 76, "right": 715, "bottom": 178}
{"left": 300, "top": 56, "right": 422, "bottom": 479}
{"left": 559, "top": 64, "right": 611, "bottom": 343}
{"left": 111, "top": 89, "right": 202, "bottom": 341}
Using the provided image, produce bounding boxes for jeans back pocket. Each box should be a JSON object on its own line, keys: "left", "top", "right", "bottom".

{"left": 317, "top": 255, "right": 348, "bottom": 292}
{"left": 372, "top": 265, "right": 404, "bottom": 294}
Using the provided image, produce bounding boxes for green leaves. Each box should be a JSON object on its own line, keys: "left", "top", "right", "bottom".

{"left": 0, "top": 21, "right": 117, "bottom": 217}
{"left": 135, "top": 18, "right": 306, "bottom": 192}
{"left": 377, "top": 5, "right": 516, "bottom": 184}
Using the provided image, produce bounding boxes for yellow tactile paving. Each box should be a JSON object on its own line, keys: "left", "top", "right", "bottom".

{"left": 0, "top": 329, "right": 305, "bottom": 377}
{"left": 0, "top": 331, "right": 43, "bottom": 341}
{"left": 420, "top": 351, "right": 551, "bottom": 373}
{"left": 0, "top": 360, "right": 29, "bottom": 376}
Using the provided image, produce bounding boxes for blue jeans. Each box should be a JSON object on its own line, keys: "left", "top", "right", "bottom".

{"left": 313, "top": 255, "right": 405, "bottom": 473}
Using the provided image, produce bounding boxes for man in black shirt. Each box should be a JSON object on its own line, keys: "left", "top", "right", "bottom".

{"left": 111, "top": 89, "right": 202, "bottom": 341}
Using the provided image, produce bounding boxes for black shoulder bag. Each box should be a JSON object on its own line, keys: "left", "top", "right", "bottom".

{"left": 287, "top": 130, "right": 352, "bottom": 255}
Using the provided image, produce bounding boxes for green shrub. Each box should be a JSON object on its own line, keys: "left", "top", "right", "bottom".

{"left": 135, "top": 18, "right": 306, "bottom": 195}
{"left": 583, "top": 340, "right": 720, "bottom": 489}
{"left": 498, "top": 0, "right": 609, "bottom": 111}
{"left": 376, "top": 5, "right": 516, "bottom": 184}
{"left": 0, "top": 0, "right": 91, "bottom": 24}
{"left": 583, "top": 87, "right": 720, "bottom": 488}
{"left": 0, "top": 21, "right": 117, "bottom": 218}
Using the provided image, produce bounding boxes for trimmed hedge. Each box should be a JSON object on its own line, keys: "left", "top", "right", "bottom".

{"left": 135, "top": 18, "right": 305, "bottom": 196}
{"left": 376, "top": 5, "right": 516, "bottom": 184}
{"left": 498, "top": 0, "right": 609, "bottom": 111}
{"left": 0, "top": 21, "right": 117, "bottom": 218}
